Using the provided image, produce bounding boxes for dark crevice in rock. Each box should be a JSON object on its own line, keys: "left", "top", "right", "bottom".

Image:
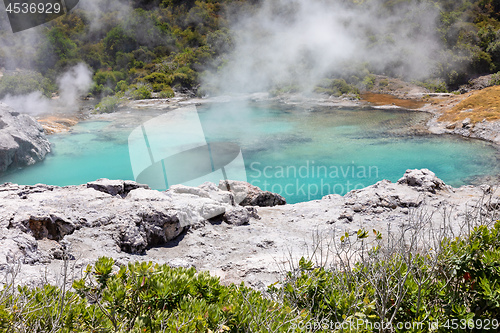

{"left": 28, "top": 215, "right": 75, "bottom": 241}
{"left": 207, "top": 213, "right": 225, "bottom": 225}
{"left": 87, "top": 179, "right": 150, "bottom": 197}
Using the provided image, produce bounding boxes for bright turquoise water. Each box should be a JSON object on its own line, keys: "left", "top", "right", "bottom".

{"left": 2, "top": 103, "right": 499, "bottom": 203}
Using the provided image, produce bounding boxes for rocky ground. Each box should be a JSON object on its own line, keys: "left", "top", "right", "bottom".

{"left": 1, "top": 170, "right": 499, "bottom": 290}
{"left": 360, "top": 75, "right": 500, "bottom": 146}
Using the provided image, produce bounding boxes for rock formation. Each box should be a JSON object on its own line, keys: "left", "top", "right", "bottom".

{"left": 219, "top": 180, "right": 286, "bottom": 206}
{"left": 0, "top": 178, "right": 288, "bottom": 269}
{"left": 0, "top": 170, "right": 498, "bottom": 289}
{"left": 0, "top": 102, "right": 51, "bottom": 174}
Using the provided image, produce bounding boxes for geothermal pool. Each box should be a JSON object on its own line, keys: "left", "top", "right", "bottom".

{"left": 2, "top": 103, "right": 499, "bottom": 203}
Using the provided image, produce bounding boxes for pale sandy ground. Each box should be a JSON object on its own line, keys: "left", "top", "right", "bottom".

{"left": 8, "top": 176, "right": 500, "bottom": 291}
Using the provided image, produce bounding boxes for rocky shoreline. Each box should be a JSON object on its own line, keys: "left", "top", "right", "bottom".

{"left": 30, "top": 75, "right": 500, "bottom": 150}
{"left": 1, "top": 170, "right": 499, "bottom": 289}
{"left": 121, "top": 87, "right": 500, "bottom": 149}
{"left": 0, "top": 102, "right": 51, "bottom": 175}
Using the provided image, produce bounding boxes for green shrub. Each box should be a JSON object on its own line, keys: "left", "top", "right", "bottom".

{"left": 415, "top": 79, "right": 449, "bottom": 93}
{"left": 3, "top": 221, "right": 500, "bottom": 332}
{"left": 71, "top": 257, "right": 302, "bottom": 332}
{"left": 0, "top": 283, "right": 88, "bottom": 333}
{"left": 271, "top": 221, "right": 500, "bottom": 331}
{"left": 95, "top": 95, "right": 121, "bottom": 113}
{"left": 314, "top": 78, "right": 360, "bottom": 97}
{"left": 92, "top": 71, "right": 126, "bottom": 96}
{"left": 128, "top": 84, "right": 152, "bottom": 100}
{"left": 489, "top": 71, "right": 500, "bottom": 85}
{"left": 362, "top": 74, "right": 376, "bottom": 90}
{"left": 116, "top": 80, "right": 129, "bottom": 92}
{"left": 439, "top": 220, "right": 500, "bottom": 319}
{"left": 143, "top": 72, "right": 174, "bottom": 92}
{"left": 158, "top": 86, "right": 175, "bottom": 98}
{"left": 143, "top": 72, "right": 171, "bottom": 85}
{"left": 169, "top": 66, "right": 197, "bottom": 88}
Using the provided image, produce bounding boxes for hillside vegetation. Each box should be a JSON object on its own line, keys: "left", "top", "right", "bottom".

{"left": 2, "top": 0, "right": 500, "bottom": 101}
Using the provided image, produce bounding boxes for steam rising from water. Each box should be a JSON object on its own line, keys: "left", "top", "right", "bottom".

{"left": 0, "top": 0, "right": 443, "bottom": 108}
{"left": 1, "top": 63, "right": 93, "bottom": 115}
{"left": 1, "top": 91, "right": 51, "bottom": 115}
{"left": 204, "top": 0, "right": 441, "bottom": 94}
{"left": 57, "top": 63, "right": 93, "bottom": 106}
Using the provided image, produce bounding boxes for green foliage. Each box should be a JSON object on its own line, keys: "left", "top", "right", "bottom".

{"left": 362, "top": 74, "right": 376, "bottom": 90}
{"left": 116, "top": 80, "right": 129, "bottom": 92}
{"left": 142, "top": 72, "right": 174, "bottom": 92}
{"left": 270, "top": 222, "right": 500, "bottom": 331}
{"left": 94, "top": 71, "right": 126, "bottom": 88}
{"left": 6, "top": 0, "right": 500, "bottom": 95}
{"left": 128, "top": 84, "right": 153, "bottom": 99}
{"left": 91, "top": 70, "right": 126, "bottom": 97}
{"left": 314, "top": 78, "right": 360, "bottom": 97}
{"left": 415, "top": 78, "right": 449, "bottom": 92}
{"left": 489, "top": 71, "right": 500, "bottom": 85}
{"left": 158, "top": 86, "right": 175, "bottom": 98}
{"left": 3, "top": 222, "right": 500, "bottom": 332}
{"left": 0, "top": 0, "right": 239, "bottom": 97}
{"left": 439, "top": 220, "right": 500, "bottom": 319}
{"left": 104, "top": 26, "right": 139, "bottom": 59}
{"left": 0, "top": 284, "right": 88, "bottom": 333}
{"left": 143, "top": 72, "right": 170, "bottom": 85}
{"left": 430, "top": 0, "right": 500, "bottom": 88}
{"left": 36, "top": 26, "right": 78, "bottom": 75}
{"left": 95, "top": 95, "right": 122, "bottom": 113}
{"left": 71, "top": 257, "right": 301, "bottom": 332}
{"left": 0, "top": 71, "right": 55, "bottom": 98}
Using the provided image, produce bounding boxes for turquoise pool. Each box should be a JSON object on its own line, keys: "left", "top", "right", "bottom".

{"left": 2, "top": 103, "right": 499, "bottom": 203}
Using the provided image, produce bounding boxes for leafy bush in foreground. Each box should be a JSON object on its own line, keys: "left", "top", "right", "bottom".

{"left": 0, "top": 258, "right": 301, "bottom": 332}
{"left": 1, "top": 221, "right": 500, "bottom": 332}
{"left": 273, "top": 221, "right": 500, "bottom": 332}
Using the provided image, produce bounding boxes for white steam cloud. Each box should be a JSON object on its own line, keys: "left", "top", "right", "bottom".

{"left": 57, "top": 63, "right": 94, "bottom": 106}
{"left": 76, "top": 0, "right": 132, "bottom": 32}
{"left": 205, "top": 0, "right": 441, "bottom": 94}
{"left": 1, "top": 63, "right": 93, "bottom": 115}
{"left": 1, "top": 91, "right": 51, "bottom": 115}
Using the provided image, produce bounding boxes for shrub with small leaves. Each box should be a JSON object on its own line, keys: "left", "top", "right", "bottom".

{"left": 128, "top": 84, "right": 153, "bottom": 100}
{"left": 94, "top": 95, "right": 121, "bottom": 113}
{"left": 72, "top": 257, "right": 303, "bottom": 332}
{"left": 489, "top": 72, "right": 500, "bottom": 86}
{"left": 439, "top": 220, "right": 500, "bottom": 320}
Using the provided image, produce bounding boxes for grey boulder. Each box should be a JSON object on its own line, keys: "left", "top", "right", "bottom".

{"left": 219, "top": 180, "right": 286, "bottom": 206}
{"left": 0, "top": 102, "right": 51, "bottom": 174}
{"left": 397, "top": 169, "right": 451, "bottom": 193}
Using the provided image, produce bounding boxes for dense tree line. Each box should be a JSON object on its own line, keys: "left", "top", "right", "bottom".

{"left": 1, "top": 0, "right": 500, "bottom": 99}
